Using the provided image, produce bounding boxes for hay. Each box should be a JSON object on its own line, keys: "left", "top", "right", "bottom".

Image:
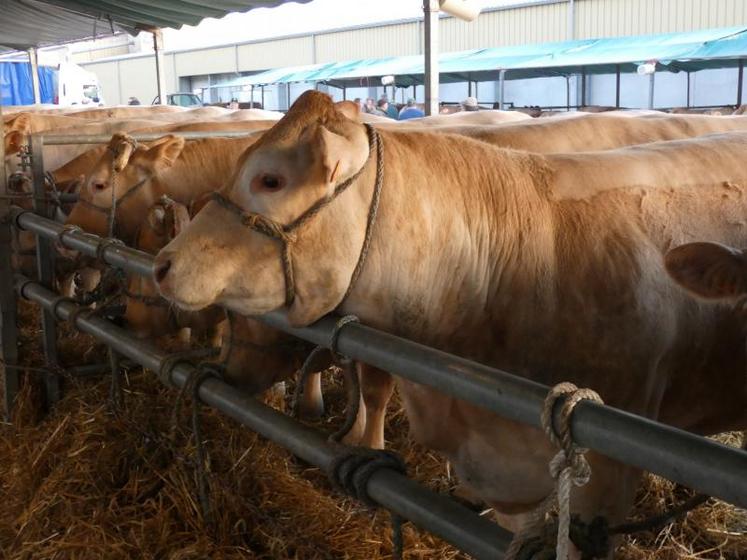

{"left": 1, "top": 299, "right": 745, "bottom": 559}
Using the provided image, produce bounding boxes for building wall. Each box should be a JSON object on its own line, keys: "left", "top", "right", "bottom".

{"left": 80, "top": 0, "right": 747, "bottom": 107}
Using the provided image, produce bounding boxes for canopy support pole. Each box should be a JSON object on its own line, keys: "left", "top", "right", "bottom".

{"left": 686, "top": 71, "right": 691, "bottom": 108}
{"left": 261, "top": 85, "right": 265, "bottom": 109}
{"left": 152, "top": 29, "right": 166, "bottom": 105}
{"left": 250, "top": 85, "right": 254, "bottom": 109}
{"left": 286, "top": 83, "right": 291, "bottom": 110}
{"left": 423, "top": 0, "right": 440, "bottom": 116}
{"left": 342, "top": 86, "right": 347, "bottom": 101}
{"left": 737, "top": 59, "right": 744, "bottom": 107}
{"left": 0, "top": 102, "right": 19, "bottom": 419}
{"left": 648, "top": 72, "right": 656, "bottom": 110}
{"left": 27, "top": 48, "right": 41, "bottom": 104}
{"left": 566, "top": 76, "right": 571, "bottom": 111}
{"left": 580, "top": 67, "right": 586, "bottom": 107}
{"left": 615, "top": 64, "right": 621, "bottom": 108}
{"left": 498, "top": 70, "right": 506, "bottom": 110}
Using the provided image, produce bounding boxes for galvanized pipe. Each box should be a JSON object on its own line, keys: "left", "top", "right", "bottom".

{"left": 15, "top": 275, "right": 513, "bottom": 560}
{"left": 13, "top": 208, "right": 747, "bottom": 510}
{"left": 39, "top": 130, "right": 264, "bottom": 146}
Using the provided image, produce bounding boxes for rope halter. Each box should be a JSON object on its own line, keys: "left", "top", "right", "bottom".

{"left": 211, "top": 122, "right": 384, "bottom": 307}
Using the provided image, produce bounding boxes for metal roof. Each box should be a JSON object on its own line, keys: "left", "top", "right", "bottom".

{"left": 232, "top": 25, "right": 747, "bottom": 88}
{"left": 0, "top": 0, "right": 311, "bottom": 52}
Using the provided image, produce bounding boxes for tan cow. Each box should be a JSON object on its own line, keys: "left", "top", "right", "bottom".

{"left": 154, "top": 92, "right": 747, "bottom": 551}
{"left": 64, "top": 132, "right": 261, "bottom": 244}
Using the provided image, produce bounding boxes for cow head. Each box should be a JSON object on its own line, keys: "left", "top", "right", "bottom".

{"left": 125, "top": 197, "right": 190, "bottom": 337}
{"left": 665, "top": 241, "right": 747, "bottom": 300}
{"left": 155, "top": 91, "right": 373, "bottom": 325}
{"left": 65, "top": 133, "right": 185, "bottom": 241}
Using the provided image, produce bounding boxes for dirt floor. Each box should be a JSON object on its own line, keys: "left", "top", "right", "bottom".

{"left": 1, "top": 300, "right": 745, "bottom": 559}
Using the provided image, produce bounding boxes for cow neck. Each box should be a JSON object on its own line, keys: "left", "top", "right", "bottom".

{"left": 211, "top": 123, "right": 381, "bottom": 308}
{"left": 340, "top": 131, "right": 555, "bottom": 353}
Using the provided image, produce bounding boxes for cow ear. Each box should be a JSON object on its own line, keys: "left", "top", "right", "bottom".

{"left": 141, "top": 136, "right": 186, "bottom": 172}
{"left": 335, "top": 100, "right": 361, "bottom": 121}
{"left": 4, "top": 130, "right": 24, "bottom": 155}
{"left": 665, "top": 242, "right": 747, "bottom": 299}
{"left": 315, "top": 125, "right": 369, "bottom": 185}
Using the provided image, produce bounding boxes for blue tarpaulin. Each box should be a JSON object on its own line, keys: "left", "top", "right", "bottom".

{"left": 232, "top": 25, "right": 747, "bottom": 88}
{"left": 0, "top": 61, "right": 56, "bottom": 105}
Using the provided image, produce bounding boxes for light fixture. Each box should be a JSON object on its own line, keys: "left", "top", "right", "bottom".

{"left": 637, "top": 62, "right": 656, "bottom": 75}
{"left": 381, "top": 75, "right": 395, "bottom": 86}
{"left": 439, "top": 0, "right": 481, "bottom": 22}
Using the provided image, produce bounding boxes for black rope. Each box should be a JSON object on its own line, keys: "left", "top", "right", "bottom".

{"left": 327, "top": 443, "right": 408, "bottom": 560}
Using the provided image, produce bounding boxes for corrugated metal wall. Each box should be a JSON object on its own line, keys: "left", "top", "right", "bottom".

{"left": 81, "top": 0, "right": 747, "bottom": 104}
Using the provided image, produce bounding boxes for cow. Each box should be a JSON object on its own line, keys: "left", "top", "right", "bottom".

{"left": 126, "top": 195, "right": 394, "bottom": 442}
{"left": 153, "top": 91, "right": 747, "bottom": 554}
{"left": 64, "top": 132, "right": 261, "bottom": 245}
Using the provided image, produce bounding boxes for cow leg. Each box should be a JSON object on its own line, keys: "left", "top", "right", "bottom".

{"left": 356, "top": 364, "right": 395, "bottom": 449}
{"left": 298, "top": 371, "right": 324, "bottom": 419}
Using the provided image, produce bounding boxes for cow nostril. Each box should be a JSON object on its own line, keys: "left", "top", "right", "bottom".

{"left": 154, "top": 259, "right": 172, "bottom": 283}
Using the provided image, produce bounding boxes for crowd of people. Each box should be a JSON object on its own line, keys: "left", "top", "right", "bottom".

{"left": 355, "top": 94, "right": 480, "bottom": 120}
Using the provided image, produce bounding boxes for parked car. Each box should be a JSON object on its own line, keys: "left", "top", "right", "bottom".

{"left": 151, "top": 92, "right": 203, "bottom": 107}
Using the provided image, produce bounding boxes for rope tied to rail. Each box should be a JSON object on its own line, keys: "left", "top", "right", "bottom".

{"left": 505, "top": 382, "right": 604, "bottom": 560}
{"left": 327, "top": 443, "right": 408, "bottom": 560}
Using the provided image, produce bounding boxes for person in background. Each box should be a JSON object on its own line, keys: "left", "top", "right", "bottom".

{"left": 353, "top": 97, "right": 362, "bottom": 111}
{"left": 461, "top": 96, "right": 480, "bottom": 111}
{"left": 380, "top": 94, "right": 399, "bottom": 119}
{"left": 363, "top": 97, "right": 376, "bottom": 113}
{"left": 127, "top": 96, "right": 141, "bottom": 105}
{"left": 229, "top": 98, "right": 240, "bottom": 110}
{"left": 374, "top": 98, "right": 391, "bottom": 118}
{"left": 398, "top": 98, "right": 424, "bottom": 120}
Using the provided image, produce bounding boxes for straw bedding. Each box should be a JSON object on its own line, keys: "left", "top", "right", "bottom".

{"left": 1, "top": 300, "right": 745, "bottom": 559}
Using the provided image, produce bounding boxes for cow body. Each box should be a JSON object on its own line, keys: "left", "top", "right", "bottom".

{"left": 155, "top": 93, "right": 747, "bottom": 538}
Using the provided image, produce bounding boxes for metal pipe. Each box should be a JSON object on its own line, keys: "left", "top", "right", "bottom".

{"left": 580, "top": 68, "right": 586, "bottom": 107}
{"left": 737, "top": 59, "right": 744, "bottom": 107}
{"left": 27, "top": 48, "right": 41, "bottom": 105}
{"left": 15, "top": 275, "right": 512, "bottom": 560}
{"left": 498, "top": 70, "right": 506, "bottom": 110}
{"left": 687, "top": 71, "right": 691, "bottom": 108}
{"left": 30, "top": 134, "right": 60, "bottom": 407}
{"left": 14, "top": 211, "right": 747, "bottom": 509}
{"left": 615, "top": 64, "right": 621, "bottom": 108}
{"left": 423, "top": 0, "right": 440, "bottom": 116}
{"left": 38, "top": 130, "right": 264, "bottom": 146}
{"left": 152, "top": 29, "right": 167, "bottom": 105}
{"left": 648, "top": 71, "right": 656, "bottom": 110}
{"left": 0, "top": 102, "right": 20, "bottom": 419}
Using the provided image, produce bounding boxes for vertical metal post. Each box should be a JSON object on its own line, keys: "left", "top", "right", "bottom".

{"left": 152, "top": 29, "right": 167, "bottom": 105}
{"left": 615, "top": 64, "right": 621, "bottom": 108}
{"left": 30, "top": 134, "right": 60, "bottom": 407}
{"left": 468, "top": 80, "right": 473, "bottom": 97}
{"left": 580, "top": 68, "right": 586, "bottom": 107}
{"left": 261, "top": 85, "right": 265, "bottom": 109}
{"left": 286, "top": 83, "right": 291, "bottom": 110}
{"left": 250, "top": 85, "right": 254, "bottom": 109}
{"left": 737, "top": 59, "right": 744, "bottom": 107}
{"left": 686, "top": 71, "right": 691, "bottom": 108}
{"left": 566, "top": 76, "right": 571, "bottom": 111}
{"left": 498, "top": 70, "right": 506, "bottom": 110}
{"left": 28, "top": 48, "right": 41, "bottom": 104}
{"left": 342, "top": 86, "right": 347, "bottom": 101}
{"left": 423, "top": 0, "right": 440, "bottom": 116}
{"left": 648, "top": 72, "right": 656, "bottom": 110}
{"left": 0, "top": 103, "right": 20, "bottom": 419}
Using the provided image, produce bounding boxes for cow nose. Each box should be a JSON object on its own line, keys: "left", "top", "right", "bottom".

{"left": 154, "top": 254, "right": 172, "bottom": 284}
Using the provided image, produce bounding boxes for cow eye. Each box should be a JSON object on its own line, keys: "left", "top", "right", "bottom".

{"left": 255, "top": 173, "right": 285, "bottom": 192}
{"left": 93, "top": 182, "right": 107, "bottom": 192}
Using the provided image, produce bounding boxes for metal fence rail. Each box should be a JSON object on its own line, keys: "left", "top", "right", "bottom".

{"left": 12, "top": 207, "right": 747, "bottom": 511}
{"left": 14, "top": 274, "right": 512, "bottom": 560}
{"left": 39, "top": 130, "right": 264, "bottom": 146}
